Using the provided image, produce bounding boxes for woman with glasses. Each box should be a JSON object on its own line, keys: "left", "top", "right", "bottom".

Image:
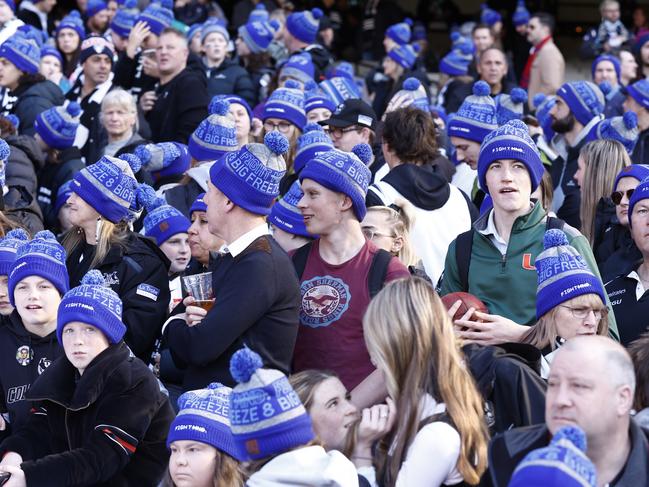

{"left": 521, "top": 229, "right": 609, "bottom": 378}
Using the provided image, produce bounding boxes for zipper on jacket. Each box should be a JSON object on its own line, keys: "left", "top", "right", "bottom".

{"left": 65, "top": 409, "right": 71, "bottom": 450}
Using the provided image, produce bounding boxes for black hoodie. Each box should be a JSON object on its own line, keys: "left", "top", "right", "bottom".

{"left": 0, "top": 310, "right": 62, "bottom": 440}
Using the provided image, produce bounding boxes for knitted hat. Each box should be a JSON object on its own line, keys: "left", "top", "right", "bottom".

{"left": 510, "top": 426, "right": 596, "bottom": 487}
{"left": 86, "top": 0, "right": 108, "bottom": 18}
{"left": 628, "top": 178, "right": 649, "bottom": 228}
{"left": 34, "top": 102, "right": 81, "bottom": 150}
{"left": 495, "top": 87, "right": 528, "bottom": 125}
{"left": 189, "top": 98, "right": 238, "bottom": 162}
{"left": 0, "top": 229, "right": 29, "bottom": 276}
{"left": 269, "top": 181, "right": 313, "bottom": 238}
{"left": 110, "top": 8, "right": 137, "bottom": 39}
{"left": 591, "top": 54, "right": 621, "bottom": 82}
{"left": 447, "top": 81, "right": 498, "bottom": 143}
{"left": 56, "top": 10, "right": 86, "bottom": 39}
{"left": 326, "top": 61, "right": 355, "bottom": 80}
{"left": 136, "top": 142, "right": 190, "bottom": 181}
{"left": 0, "top": 139, "right": 8, "bottom": 189}
{"left": 613, "top": 164, "right": 649, "bottom": 192}
{"left": 168, "top": 383, "right": 239, "bottom": 459}
{"left": 137, "top": 3, "right": 174, "bottom": 36}
{"left": 54, "top": 179, "right": 74, "bottom": 215}
{"left": 79, "top": 35, "right": 115, "bottom": 65}
{"left": 280, "top": 53, "right": 315, "bottom": 85}
{"left": 211, "top": 94, "right": 252, "bottom": 122}
{"left": 293, "top": 122, "right": 334, "bottom": 173}
{"left": 72, "top": 155, "right": 140, "bottom": 223}
{"left": 209, "top": 131, "right": 288, "bottom": 215}
{"left": 9, "top": 230, "right": 69, "bottom": 306}
{"left": 387, "top": 43, "right": 419, "bottom": 69}
{"left": 587, "top": 111, "right": 639, "bottom": 155}
{"left": 229, "top": 347, "right": 315, "bottom": 461}
{"left": 16, "top": 24, "right": 46, "bottom": 47}
{"left": 556, "top": 81, "right": 605, "bottom": 126}
{"left": 626, "top": 78, "right": 649, "bottom": 109}
{"left": 535, "top": 229, "right": 606, "bottom": 319}
{"left": 388, "top": 77, "right": 430, "bottom": 112}
{"left": 201, "top": 17, "right": 229, "bottom": 44}
{"left": 140, "top": 185, "right": 191, "bottom": 245}
{"left": 533, "top": 93, "right": 556, "bottom": 140}
{"left": 1, "top": 114, "right": 18, "bottom": 133}
{"left": 0, "top": 34, "right": 40, "bottom": 75}
{"left": 318, "top": 76, "right": 361, "bottom": 106}
{"left": 57, "top": 269, "right": 125, "bottom": 345}
{"left": 238, "top": 19, "right": 280, "bottom": 54}
{"left": 477, "top": 119, "right": 544, "bottom": 193}
{"left": 512, "top": 0, "right": 531, "bottom": 26}
{"left": 385, "top": 18, "right": 412, "bottom": 46}
{"left": 439, "top": 41, "right": 473, "bottom": 76}
{"left": 248, "top": 4, "right": 269, "bottom": 23}
{"left": 41, "top": 45, "right": 63, "bottom": 64}
{"left": 481, "top": 3, "right": 502, "bottom": 26}
{"left": 304, "top": 80, "right": 336, "bottom": 114}
{"left": 187, "top": 23, "right": 202, "bottom": 44}
{"left": 261, "top": 79, "right": 306, "bottom": 128}
{"left": 189, "top": 192, "right": 207, "bottom": 214}
{"left": 285, "top": 8, "right": 323, "bottom": 44}
{"left": 299, "top": 144, "right": 372, "bottom": 221}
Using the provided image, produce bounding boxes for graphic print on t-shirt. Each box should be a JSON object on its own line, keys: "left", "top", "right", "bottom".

{"left": 300, "top": 275, "right": 351, "bottom": 328}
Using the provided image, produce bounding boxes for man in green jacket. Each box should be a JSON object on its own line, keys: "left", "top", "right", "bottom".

{"left": 440, "top": 119, "right": 618, "bottom": 342}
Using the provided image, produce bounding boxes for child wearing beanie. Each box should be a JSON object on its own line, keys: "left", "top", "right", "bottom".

{"left": 228, "top": 347, "right": 358, "bottom": 486}
{"left": 165, "top": 383, "right": 244, "bottom": 486}
{"left": 304, "top": 80, "right": 336, "bottom": 123}
{"left": 0, "top": 269, "right": 175, "bottom": 486}
{"left": 0, "top": 230, "right": 67, "bottom": 437}
{"left": 520, "top": 229, "right": 609, "bottom": 378}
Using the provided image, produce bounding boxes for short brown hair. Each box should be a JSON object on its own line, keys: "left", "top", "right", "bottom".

{"left": 382, "top": 107, "right": 438, "bottom": 165}
{"left": 629, "top": 332, "right": 649, "bottom": 410}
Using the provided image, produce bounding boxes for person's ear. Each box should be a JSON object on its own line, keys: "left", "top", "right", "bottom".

{"left": 340, "top": 194, "right": 353, "bottom": 212}
{"left": 617, "top": 384, "right": 634, "bottom": 416}
{"left": 391, "top": 235, "right": 404, "bottom": 254}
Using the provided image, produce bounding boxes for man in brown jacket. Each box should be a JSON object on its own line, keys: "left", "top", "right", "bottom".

{"left": 522, "top": 12, "right": 565, "bottom": 109}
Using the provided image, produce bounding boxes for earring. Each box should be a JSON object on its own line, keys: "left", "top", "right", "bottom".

{"left": 95, "top": 217, "right": 104, "bottom": 245}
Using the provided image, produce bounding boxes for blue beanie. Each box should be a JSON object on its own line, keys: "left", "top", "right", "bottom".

{"left": 387, "top": 43, "right": 419, "bottom": 69}
{"left": 137, "top": 3, "right": 173, "bottom": 36}
{"left": 533, "top": 93, "right": 556, "bottom": 141}
{"left": 535, "top": 229, "right": 606, "bottom": 319}
{"left": 0, "top": 229, "right": 28, "bottom": 276}
{"left": 189, "top": 98, "right": 238, "bottom": 162}
{"left": 0, "top": 34, "right": 40, "bottom": 75}
{"left": 79, "top": 35, "right": 115, "bottom": 65}
{"left": 280, "top": 53, "right": 315, "bottom": 85}
{"left": 248, "top": 4, "right": 268, "bottom": 23}
{"left": 587, "top": 111, "right": 639, "bottom": 155}
{"left": 201, "top": 17, "right": 229, "bottom": 44}
{"left": 72, "top": 155, "right": 140, "bottom": 223}
{"left": 187, "top": 22, "right": 202, "bottom": 44}
{"left": 57, "top": 270, "right": 125, "bottom": 345}
{"left": 40, "top": 45, "right": 63, "bottom": 64}
{"left": 293, "top": 122, "right": 334, "bottom": 173}
{"left": 628, "top": 178, "right": 649, "bottom": 228}
{"left": 447, "top": 81, "right": 498, "bottom": 143}
{"left": 54, "top": 179, "right": 74, "bottom": 215}
{"left": 9, "top": 230, "right": 69, "bottom": 307}
{"left": 286, "top": 8, "right": 323, "bottom": 44}
{"left": 140, "top": 185, "right": 191, "bottom": 245}
{"left": 385, "top": 18, "right": 412, "bottom": 46}
{"left": 389, "top": 77, "right": 430, "bottom": 112}
{"left": 56, "top": 10, "right": 86, "bottom": 39}
{"left": 304, "top": 81, "right": 336, "bottom": 114}
{"left": 136, "top": 142, "right": 190, "bottom": 181}
{"left": 626, "top": 78, "right": 649, "bottom": 109}
{"left": 614, "top": 164, "right": 649, "bottom": 193}
{"left": 299, "top": 144, "right": 372, "bottom": 221}
{"left": 86, "top": 0, "right": 108, "bottom": 18}
{"left": 238, "top": 19, "right": 280, "bottom": 54}
{"left": 211, "top": 94, "right": 252, "bottom": 123}
{"left": 34, "top": 102, "right": 81, "bottom": 150}
{"left": 168, "top": 383, "right": 239, "bottom": 459}
{"left": 591, "top": 54, "right": 621, "bottom": 82}
{"left": 556, "top": 81, "right": 605, "bottom": 126}
{"left": 209, "top": 132, "right": 288, "bottom": 216}
{"left": 229, "top": 347, "right": 315, "bottom": 461}
{"left": 326, "top": 61, "right": 354, "bottom": 80}
{"left": 495, "top": 87, "right": 528, "bottom": 125}
{"left": 189, "top": 192, "right": 207, "bottom": 214}
{"left": 0, "top": 139, "right": 7, "bottom": 189}
{"left": 110, "top": 8, "right": 137, "bottom": 39}
{"left": 439, "top": 42, "right": 473, "bottom": 76}
{"left": 262, "top": 79, "right": 306, "bottom": 128}
{"left": 477, "top": 119, "right": 544, "bottom": 193}
{"left": 480, "top": 3, "right": 502, "bottom": 26}
{"left": 509, "top": 426, "right": 596, "bottom": 487}
{"left": 318, "top": 76, "right": 361, "bottom": 106}
{"left": 16, "top": 25, "right": 46, "bottom": 48}
{"left": 512, "top": 0, "right": 530, "bottom": 27}
{"left": 269, "top": 180, "right": 313, "bottom": 238}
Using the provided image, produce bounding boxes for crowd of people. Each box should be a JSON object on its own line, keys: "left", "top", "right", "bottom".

{"left": 0, "top": 0, "right": 645, "bottom": 485}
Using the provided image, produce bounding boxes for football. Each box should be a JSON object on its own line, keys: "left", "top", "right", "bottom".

{"left": 440, "top": 292, "right": 489, "bottom": 321}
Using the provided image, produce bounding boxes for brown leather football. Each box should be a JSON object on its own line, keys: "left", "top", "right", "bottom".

{"left": 440, "top": 292, "right": 489, "bottom": 321}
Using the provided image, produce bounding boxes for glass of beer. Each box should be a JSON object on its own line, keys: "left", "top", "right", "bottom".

{"left": 182, "top": 272, "right": 215, "bottom": 311}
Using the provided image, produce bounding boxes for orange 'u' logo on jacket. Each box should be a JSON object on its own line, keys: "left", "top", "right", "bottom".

{"left": 522, "top": 254, "right": 536, "bottom": 270}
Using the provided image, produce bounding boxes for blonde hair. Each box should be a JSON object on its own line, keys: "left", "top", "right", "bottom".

{"left": 363, "top": 278, "right": 489, "bottom": 486}
{"left": 365, "top": 199, "right": 419, "bottom": 267}
{"left": 161, "top": 449, "right": 244, "bottom": 487}
{"left": 62, "top": 219, "right": 130, "bottom": 268}
{"left": 579, "top": 140, "right": 630, "bottom": 245}
{"left": 521, "top": 293, "right": 609, "bottom": 349}
{"left": 100, "top": 88, "right": 138, "bottom": 131}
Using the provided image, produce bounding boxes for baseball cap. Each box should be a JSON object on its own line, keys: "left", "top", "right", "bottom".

{"left": 319, "top": 99, "right": 378, "bottom": 131}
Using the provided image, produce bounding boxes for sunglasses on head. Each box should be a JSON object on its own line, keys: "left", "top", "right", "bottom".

{"left": 611, "top": 189, "right": 635, "bottom": 205}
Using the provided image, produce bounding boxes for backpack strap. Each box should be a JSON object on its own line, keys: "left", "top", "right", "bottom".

{"left": 368, "top": 249, "right": 393, "bottom": 298}
{"left": 546, "top": 215, "right": 565, "bottom": 231}
{"left": 455, "top": 230, "right": 474, "bottom": 293}
{"left": 291, "top": 241, "right": 314, "bottom": 280}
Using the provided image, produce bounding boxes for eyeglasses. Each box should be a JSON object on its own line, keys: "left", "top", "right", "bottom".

{"left": 264, "top": 121, "right": 293, "bottom": 134}
{"left": 611, "top": 189, "right": 635, "bottom": 205}
{"left": 361, "top": 228, "right": 395, "bottom": 241}
{"left": 560, "top": 305, "right": 608, "bottom": 320}
{"left": 324, "top": 126, "right": 360, "bottom": 138}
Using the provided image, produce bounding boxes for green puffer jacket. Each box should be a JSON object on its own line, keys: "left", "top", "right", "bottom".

{"left": 440, "top": 202, "right": 619, "bottom": 340}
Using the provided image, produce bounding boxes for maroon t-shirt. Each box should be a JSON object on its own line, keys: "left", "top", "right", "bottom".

{"left": 292, "top": 240, "right": 410, "bottom": 389}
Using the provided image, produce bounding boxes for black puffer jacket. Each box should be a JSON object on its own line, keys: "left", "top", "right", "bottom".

{"left": 205, "top": 58, "right": 256, "bottom": 106}
{"left": 0, "top": 342, "right": 174, "bottom": 487}
{"left": 6, "top": 134, "right": 45, "bottom": 199}
{"left": 11, "top": 79, "right": 65, "bottom": 136}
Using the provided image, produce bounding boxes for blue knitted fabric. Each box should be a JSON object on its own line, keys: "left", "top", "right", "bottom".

{"left": 136, "top": 142, "right": 191, "bottom": 180}
{"left": 387, "top": 43, "right": 419, "bottom": 69}
{"left": 591, "top": 54, "right": 620, "bottom": 82}
{"left": 556, "top": 81, "right": 605, "bottom": 126}
{"left": 201, "top": 17, "right": 229, "bottom": 43}
{"left": 390, "top": 77, "right": 430, "bottom": 112}
{"left": 238, "top": 19, "right": 279, "bottom": 54}
{"left": 212, "top": 94, "right": 252, "bottom": 122}
{"left": 261, "top": 80, "right": 306, "bottom": 128}
{"left": 35, "top": 102, "right": 81, "bottom": 150}
{"left": 447, "top": 81, "right": 498, "bottom": 143}
{"left": 229, "top": 347, "right": 315, "bottom": 461}
{"left": 187, "top": 23, "right": 202, "bottom": 44}
{"left": 628, "top": 178, "right": 649, "bottom": 228}
{"left": 189, "top": 100, "right": 238, "bottom": 162}
{"left": 56, "top": 10, "right": 86, "bottom": 39}
{"left": 9, "top": 230, "right": 69, "bottom": 306}
{"left": 385, "top": 18, "right": 412, "bottom": 46}
{"left": 269, "top": 181, "right": 313, "bottom": 238}
{"left": 626, "top": 78, "right": 649, "bottom": 109}
{"left": 535, "top": 229, "right": 605, "bottom": 319}
{"left": 285, "top": 8, "right": 323, "bottom": 44}
{"left": 512, "top": 0, "right": 530, "bottom": 26}
{"left": 613, "top": 164, "right": 649, "bottom": 193}
{"left": 0, "top": 34, "right": 40, "bottom": 74}
{"left": 189, "top": 193, "right": 207, "bottom": 214}
{"left": 54, "top": 179, "right": 74, "bottom": 215}
{"left": 16, "top": 25, "right": 46, "bottom": 47}
{"left": 293, "top": 123, "right": 334, "bottom": 173}
{"left": 0, "top": 229, "right": 29, "bottom": 276}
{"left": 0, "top": 138, "right": 8, "bottom": 188}
{"left": 57, "top": 270, "right": 125, "bottom": 344}
{"left": 495, "top": 88, "right": 528, "bottom": 125}
{"left": 588, "top": 111, "right": 639, "bottom": 155}
{"left": 86, "top": 0, "right": 107, "bottom": 18}
{"left": 280, "top": 53, "right": 315, "bottom": 85}
{"left": 41, "top": 45, "right": 63, "bottom": 64}
{"left": 439, "top": 46, "right": 472, "bottom": 76}
{"left": 481, "top": 3, "right": 502, "bottom": 26}
{"left": 326, "top": 61, "right": 354, "bottom": 80}
{"left": 248, "top": 4, "right": 268, "bottom": 23}
{"left": 319, "top": 76, "right": 361, "bottom": 106}
{"left": 143, "top": 197, "right": 191, "bottom": 245}
{"left": 168, "top": 383, "right": 240, "bottom": 459}
{"left": 111, "top": 8, "right": 136, "bottom": 38}
{"left": 137, "top": 3, "right": 173, "bottom": 36}
{"left": 304, "top": 82, "right": 336, "bottom": 114}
